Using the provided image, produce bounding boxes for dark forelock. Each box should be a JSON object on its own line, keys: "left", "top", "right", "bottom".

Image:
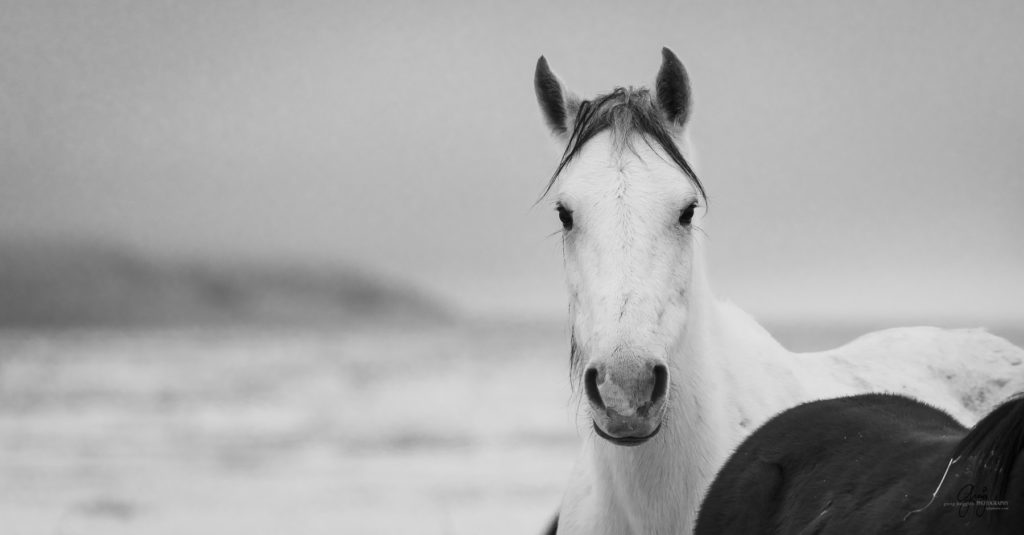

{"left": 542, "top": 87, "right": 706, "bottom": 202}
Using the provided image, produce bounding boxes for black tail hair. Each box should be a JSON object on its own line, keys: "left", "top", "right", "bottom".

{"left": 952, "top": 393, "right": 1024, "bottom": 501}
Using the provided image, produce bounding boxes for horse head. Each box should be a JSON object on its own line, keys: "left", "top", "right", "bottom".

{"left": 534, "top": 48, "right": 706, "bottom": 446}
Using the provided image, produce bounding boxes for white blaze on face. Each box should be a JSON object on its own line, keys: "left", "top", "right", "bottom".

{"left": 555, "top": 132, "right": 701, "bottom": 365}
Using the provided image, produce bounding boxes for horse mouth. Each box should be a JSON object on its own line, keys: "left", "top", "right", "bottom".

{"left": 592, "top": 421, "right": 662, "bottom": 447}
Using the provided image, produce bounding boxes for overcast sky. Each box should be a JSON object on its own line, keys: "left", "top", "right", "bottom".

{"left": 2, "top": 1, "right": 1022, "bottom": 323}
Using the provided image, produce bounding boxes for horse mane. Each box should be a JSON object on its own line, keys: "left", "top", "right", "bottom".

{"left": 542, "top": 87, "right": 706, "bottom": 202}
{"left": 951, "top": 392, "right": 1024, "bottom": 501}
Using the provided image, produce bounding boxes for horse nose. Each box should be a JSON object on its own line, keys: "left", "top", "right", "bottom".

{"left": 584, "top": 360, "right": 669, "bottom": 418}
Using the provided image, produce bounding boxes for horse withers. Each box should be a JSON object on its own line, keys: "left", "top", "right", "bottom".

{"left": 695, "top": 393, "right": 1024, "bottom": 534}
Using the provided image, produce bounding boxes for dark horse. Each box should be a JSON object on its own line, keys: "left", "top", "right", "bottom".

{"left": 696, "top": 393, "right": 1024, "bottom": 534}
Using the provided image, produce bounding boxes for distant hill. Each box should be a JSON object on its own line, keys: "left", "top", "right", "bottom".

{"left": 0, "top": 240, "right": 451, "bottom": 328}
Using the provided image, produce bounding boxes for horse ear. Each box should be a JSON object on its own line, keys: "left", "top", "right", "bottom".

{"left": 655, "top": 47, "right": 691, "bottom": 127}
{"left": 534, "top": 56, "right": 579, "bottom": 136}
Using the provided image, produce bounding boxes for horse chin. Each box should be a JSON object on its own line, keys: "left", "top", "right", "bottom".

{"left": 592, "top": 420, "right": 663, "bottom": 447}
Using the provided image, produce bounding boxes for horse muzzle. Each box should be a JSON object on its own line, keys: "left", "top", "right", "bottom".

{"left": 584, "top": 358, "right": 669, "bottom": 447}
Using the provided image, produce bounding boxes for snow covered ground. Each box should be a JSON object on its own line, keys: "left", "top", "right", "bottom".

{"left": 2, "top": 321, "right": 1019, "bottom": 534}
{"left": 0, "top": 323, "right": 576, "bottom": 535}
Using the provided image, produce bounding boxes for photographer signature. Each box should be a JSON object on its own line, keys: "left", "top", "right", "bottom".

{"left": 944, "top": 484, "right": 1010, "bottom": 517}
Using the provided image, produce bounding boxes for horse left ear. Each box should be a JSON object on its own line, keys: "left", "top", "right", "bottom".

{"left": 655, "top": 47, "right": 691, "bottom": 127}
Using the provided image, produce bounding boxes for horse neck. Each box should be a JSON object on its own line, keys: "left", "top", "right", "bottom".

{"left": 587, "top": 239, "right": 800, "bottom": 531}
{"left": 682, "top": 247, "right": 800, "bottom": 426}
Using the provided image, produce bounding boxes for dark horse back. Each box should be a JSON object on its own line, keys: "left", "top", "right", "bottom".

{"left": 696, "top": 393, "right": 1024, "bottom": 535}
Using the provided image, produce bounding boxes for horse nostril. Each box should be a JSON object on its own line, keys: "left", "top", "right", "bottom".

{"left": 584, "top": 367, "right": 605, "bottom": 410}
{"left": 651, "top": 364, "right": 669, "bottom": 404}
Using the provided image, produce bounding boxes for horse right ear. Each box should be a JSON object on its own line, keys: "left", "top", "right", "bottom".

{"left": 534, "top": 56, "right": 579, "bottom": 136}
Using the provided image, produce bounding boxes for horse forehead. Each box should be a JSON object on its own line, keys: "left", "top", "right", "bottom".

{"left": 557, "top": 134, "right": 693, "bottom": 206}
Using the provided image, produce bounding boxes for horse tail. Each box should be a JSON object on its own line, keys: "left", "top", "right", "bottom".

{"left": 952, "top": 392, "right": 1024, "bottom": 502}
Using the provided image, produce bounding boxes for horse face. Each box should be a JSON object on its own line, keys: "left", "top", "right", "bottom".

{"left": 536, "top": 49, "right": 699, "bottom": 446}
{"left": 554, "top": 135, "right": 701, "bottom": 445}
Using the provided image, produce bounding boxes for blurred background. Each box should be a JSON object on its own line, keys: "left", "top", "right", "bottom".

{"left": 1, "top": 1, "right": 1022, "bottom": 534}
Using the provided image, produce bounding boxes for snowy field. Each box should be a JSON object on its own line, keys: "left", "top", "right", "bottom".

{"left": 0, "top": 323, "right": 576, "bottom": 535}
{"left": 1, "top": 321, "right": 1020, "bottom": 535}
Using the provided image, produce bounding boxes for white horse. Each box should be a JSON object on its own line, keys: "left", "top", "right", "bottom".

{"left": 533, "top": 48, "right": 1024, "bottom": 535}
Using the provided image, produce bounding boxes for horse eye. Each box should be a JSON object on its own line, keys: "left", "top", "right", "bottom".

{"left": 679, "top": 202, "right": 697, "bottom": 226}
{"left": 556, "top": 204, "right": 574, "bottom": 231}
